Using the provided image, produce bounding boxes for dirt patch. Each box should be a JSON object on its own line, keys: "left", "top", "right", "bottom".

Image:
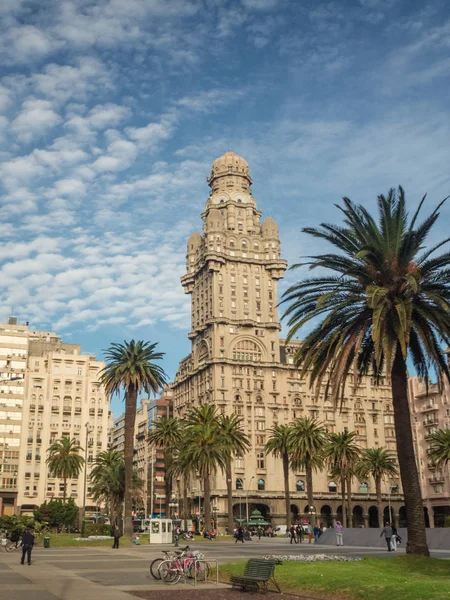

{"left": 127, "top": 590, "right": 316, "bottom": 600}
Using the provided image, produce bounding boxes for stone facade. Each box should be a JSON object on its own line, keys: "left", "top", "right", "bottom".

{"left": 172, "top": 152, "right": 405, "bottom": 529}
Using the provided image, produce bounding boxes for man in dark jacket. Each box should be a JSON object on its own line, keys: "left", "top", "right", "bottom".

{"left": 20, "top": 528, "right": 35, "bottom": 565}
{"left": 380, "top": 522, "right": 393, "bottom": 551}
{"left": 112, "top": 524, "right": 121, "bottom": 549}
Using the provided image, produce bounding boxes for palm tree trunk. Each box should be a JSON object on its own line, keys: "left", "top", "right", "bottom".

{"left": 391, "top": 349, "right": 429, "bottom": 556}
{"left": 306, "top": 462, "right": 315, "bottom": 526}
{"left": 204, "top": 467, "right": 211, "bottom": 535}
{"left": 283, "top": 452, "right": 291, "bottom": 529}
{"left": 340, "top": 476, "right": 346, "bottom": 527}
{"left": 182, "top": 477, "right": 188, "bottom": 531}
{"left": 63, "top": 476, "right": 67, "bottom": 503}
{"left": 124, "top": 386, "right": 137, "bottom": 537}
{"left": 375, "top": 476, "right": 382, "bottom": 528}
{"left": 346, "top": 474, "right": 352, "bottom": 527}
{"left": 226, "top": 460, "right": 234, "bottom": 534}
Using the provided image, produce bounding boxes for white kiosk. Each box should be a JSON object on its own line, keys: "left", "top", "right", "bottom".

{"left": 149, "top": 518, "right": 173, "bottom": 544}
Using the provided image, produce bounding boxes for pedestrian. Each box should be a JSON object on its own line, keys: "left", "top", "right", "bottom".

{"left": 289, "top": 524, "right": 297, "bottom": 544}
{"left": 257, "top": 526, "right": 262, "bottom": 541}
{"left": 391, "top": 523, "right": 401, "bottom": 551}
{"left": 313, "top": 524, "right": 320, "bottom": 544}
{"left": 235, "top": 526, "right": 244, "bottom": 543}
{"left": 20, "top": 527, "right": 34, "bottom": 565}
{"left": 296, "top": 523, "right": 303, "bottom": 544}
{"left": 335, "top": 521, "right": 343, "bottom": 546}
{"left": 112, "top": 524, "right": 120, "bottom": 549}
{"left": 10, "top": 529, "right": 20, "bottom": 549}
{"left": 380, "top": 522, "right": 393, "bottom": 551}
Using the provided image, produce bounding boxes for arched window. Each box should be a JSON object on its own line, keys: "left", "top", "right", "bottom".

{"left": 229, "top": 239, "right": 235, "bottom": 247}
{"left": 232, "top": 340, "right": 262, "bottom": 362}
{"left": 355, "top": 401, "right": 363, "bottom": 410}
{"left": 328, "top": 481, "right": 337, "bottom": 493}
{"left": 236, "top": 478, "right": 243, "bottom": 490}
{"left": 391, "top": 483, "right": 399, "bottom": 494}
{"left": 256, "top": 395, "right": 263, "bottom": 404}
{"left": 242, "top": 240, "right": 247, "bottom": 249}
{"left": 293, "top": 398, "right": 302, "bottom": 407}
{"left": 385, "top": 404, "right": 392, "bottom": 412}
{"left": 296, "top": 480, "right": 305, "bottom": 492}
{"left": 258, "top": 478, "right": 265, "bottom": 491}
{"left": 359, "top": 482, "right": 368, "bottom": 494}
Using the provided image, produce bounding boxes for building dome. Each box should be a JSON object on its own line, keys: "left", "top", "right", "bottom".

{"left": 207, "top": 151, "right": 253, "bottom": 189}
{"left": 187, "top": 231, "right": 202, "bottom": 251}
{"left": 261, "top": 216, "right": 279, "bottom": 238}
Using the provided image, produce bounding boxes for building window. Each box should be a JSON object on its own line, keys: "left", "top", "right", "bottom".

{"left": 257, "top": 478, "right": 265, "bottom": 491}
{"left": 359, "top": 482, "right": 368, "bottom": 493}
{"left": 256, "top": 452, "right": 265, "bottom": 469}
{"left": 296, "top": 480, "right": 305, "bottom": 492}
{"left": 236, "top": 478, "right": 243, "bottom": 490}
{"left": 328, "top": 481, "right": 337, "bottom": 493}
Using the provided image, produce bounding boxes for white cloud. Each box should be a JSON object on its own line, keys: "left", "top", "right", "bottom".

{"left": 1, "top": 25, "right": 58, "bottom": 64}
{"left": 11, "top": 98, "right": 61, "bottom": 143}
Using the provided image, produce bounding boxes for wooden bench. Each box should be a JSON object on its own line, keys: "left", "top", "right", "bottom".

{"left": 230, "top": 558, "right": 281, "bottom": 594}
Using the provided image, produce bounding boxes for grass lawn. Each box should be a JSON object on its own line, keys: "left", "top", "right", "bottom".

{"left": 219, "top": 556, "right": 450, "bottom": 600}
{"left": 34, "top": 533, "right": 134, "bottom": 547}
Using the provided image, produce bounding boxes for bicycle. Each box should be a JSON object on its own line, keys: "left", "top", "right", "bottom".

{"left": 158, "top": 550, "right": 210, "bottom": 584}
{"left": 5, "top": 540, "right": 22, "bottom": 553}
{"left": 149, "top": 545, "right": 191, "bottom": 579}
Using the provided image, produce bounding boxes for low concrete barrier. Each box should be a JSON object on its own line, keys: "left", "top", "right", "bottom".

{"left": 317, "top": 527, "right": 450, "bottom": 549}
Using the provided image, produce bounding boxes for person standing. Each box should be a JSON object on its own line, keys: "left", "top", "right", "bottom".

{"left": 313, "top": 525, "right": 320, "bottom": 544}
{"left": 257, "top": 526, "right": 262, "bottom": 541}
{"left": 335, "top": 521, "right": 343, "bottom": 546}
{"left": 380, "top": 522, "right": 393, "bottom": 551}
{"left": 296, "top": 524, "right": 303, "bottom": 544}
{"left": 391, "top": 523, "right": 401, "bottom": 551}
{"left": 20, "top": 528, "right": 34, "bottom": 565}
{"left": 112, "top": 524, "right": 120, "bottom": 549}
{"left": 289, "top": 525, "right": 297, "bottom": 544}
{"left": 235, "top": 526, "right": 244, "bottom": 543}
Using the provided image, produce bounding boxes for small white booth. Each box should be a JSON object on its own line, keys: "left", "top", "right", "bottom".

{"left": 149, "top": 518, "right": 173, "bottom": 544}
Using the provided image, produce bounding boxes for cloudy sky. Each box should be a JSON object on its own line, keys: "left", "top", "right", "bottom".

{"left": 1, "top": 0, "right": 449, "bottom": 416}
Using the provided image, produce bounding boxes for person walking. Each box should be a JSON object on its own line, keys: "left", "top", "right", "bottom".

{"left": 390, "top": 523, "right": 401, "bottom": 551}
{"left": 112, "top": 524, "right": 120, "bottom": 549}
{"left": 235, "top": 526, "right": 244, "bottom": 543}
{"left": 257, "top": 526, "right": 262, "bottom": 541}
{"left": 380, "top": 522, "right": 393, "bottom": 551}
{"left": 313, "top": 525, "right": 320, "bottom": 544}
{"left": 296, "top": 523, "right": 303, "bottom": 544}
{"left": 289, "top": 524, "right": 297, "bottom": 544}
{"left": 20, "top": 528, "right": 34, "bottom": 565}
{"left": 335, "top": 521, "right": 343, "bottom": 546}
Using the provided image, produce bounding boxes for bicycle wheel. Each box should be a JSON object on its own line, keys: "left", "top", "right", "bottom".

{"left": 5, "top": 544, "right": 15, "bottom": 553}
{"left": 150, "top": 557, "right": 164, "bottom": 579}
{"left": 158, "top": 560, "right": 181, "bottom": 584}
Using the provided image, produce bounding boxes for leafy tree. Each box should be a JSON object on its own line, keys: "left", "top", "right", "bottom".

{"left": 147, "top": 417, "right": 183, "bottom": 514}
{"left": 166, "top": 431, "right": 194, "bottom": 530}
{"left": 0, "top": 514, "right": 42, "bottom": 536}
{"left": 46, "top": 437, "right": 84, "bottom": 502}
{"left": 283, "top": 187, "right": 450, "bottom": 555}
{"left": 324, "top": 431, "right": 361, "bottom": 527}
{"left": 34, "top": 499, "right": 78, "bottom": 530}
{"left": 290, "top": 417, "right": 328, "bottom": 525}
{"left": 182, "top": 405, "right": 226, "bottom": 535}
{"left": 100, "top": 340, "right": 167, "bottom": 536}
{"left": 428, "top": 429, "right": 450, "bottom": 470}
{"left": 218, "top": 413, "right": 251, "bottom": 533}
{"left": 356, "top": 447, "right": 398, "bottom": 527}
{"left": 265, "top": 424, "right": 293, "bottom": 529}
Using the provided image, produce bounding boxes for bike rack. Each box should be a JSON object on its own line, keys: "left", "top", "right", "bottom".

{"left": 194, "top": 559, "right": 219, "bottom": 587}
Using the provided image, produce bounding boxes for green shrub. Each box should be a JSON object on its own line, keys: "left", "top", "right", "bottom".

{"left": 444, "top": 515, "right": 450, "bottom": 528}
{"left": 83, "top": 522, "right": 112, "bottom": 537}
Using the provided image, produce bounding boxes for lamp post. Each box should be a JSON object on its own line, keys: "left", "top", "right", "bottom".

{"left": 81, "top": 422, "right": 90, "bottom": 538}
{"left": 245, "top": 476, "right": 254, "bottom": 525}
{"left": 212, "top": 505, "right": 219, "bottom": 530}
{"left": 308, "top": 505, "right": 316, "bottom": 526}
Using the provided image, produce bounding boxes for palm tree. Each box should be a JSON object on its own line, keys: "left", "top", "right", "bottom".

{"left": 182, "top": 405, "right": 226, "bottom": 535}
{"left": 324, "top": 431, "right": 360, "bottom": 527}
{"left": 166, "top": 434, "right": 192, "bottom": 530}
{"left": 265, "top": 424, "right": 293, "bottom": 529}
{"left": 46, "top": 437, "right": 84, "bottom": 502}
{"left": 428, "top": 429, "right": 450, "bottom": 470}
{"left": 147, "top": 417, "right": 183, "bottom": 513}
{"left": 356, "top": 447, "right": 398, "bottom": 527}
{"left": 90, "top": 451, "right": 142, "bottom": 527}
{"left": 282, "top": 187, "right": 450, "bottom": 555}
{"left": 290, "top": 417, "right": 328, "bottom": 525}
{"left": 218, "top": 413, "right": 251, "bottom": 533}
{"left": 100, "top": 340, "right": 167, "bottom": 536}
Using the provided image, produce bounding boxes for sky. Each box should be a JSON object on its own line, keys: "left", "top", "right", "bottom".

{"left": 1, "top": 0, "right": 449, "bottom": 417}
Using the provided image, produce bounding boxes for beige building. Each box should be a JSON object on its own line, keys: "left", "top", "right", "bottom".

{"left": 409, "top": 376, "right": 450, "bottom": 527}
{"left": 0, "top": 317, "right": 110, "bottom": 515}
{"left": 173, "top": 152, "right": 405, "bottom": 529}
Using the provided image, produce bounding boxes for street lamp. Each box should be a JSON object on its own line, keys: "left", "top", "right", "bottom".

{"left": 81, "top": 422, "right": 90, "bottom": 538}
{"left": 212, "top": 505, "right": 219, "bottom": 530}
{"left": 245, "top": 476, "right": 255, "bottom": 525}
{"left": 308, "top": 505, "right": 316, "bottom": 526}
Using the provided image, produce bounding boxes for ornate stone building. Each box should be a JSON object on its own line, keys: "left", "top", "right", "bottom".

{"left": 172, "top": 152, "right": 405, "bottom": 529}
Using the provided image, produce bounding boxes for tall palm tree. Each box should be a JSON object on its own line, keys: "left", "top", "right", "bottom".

{"left": 324, "top": 431, "right": 360, "bottom": 527}
{"left": 282, "top": 187, "right": 450, "bottom": 555}
{"left": 90, "top": 451, "right": 142, "bottom": 527}
{"left": 46, "top": 437, "right": 84, "bottom": 502}
{"left": 166, "top": 434, "right": 192, "bottom": 530}
{"left": 428, "top": 429, "right": 450, "bottom": 470}
{"left": 100, "top": 340, "right": 167, "bottom": 536}
{"left": 290, "top": 417, "right": 328, "bottom": 525}
{"left": 218, "top": 413, "right": 251, "bottom": 533}
{"left": 147, "top": 417, "right": 183, "bottom": 512}
{"left": 265, "top": 424, "right": 293, "bottom": 529}
{"left": 356, "top": 447, "right": 398, "bottom": 527}
{"left": 183, "top": 405, "right": 226, "bottom": 535}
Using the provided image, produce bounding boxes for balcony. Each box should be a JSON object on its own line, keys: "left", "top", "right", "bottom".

{"left": 29, "top": 404, "right": 36, "bottom": 412}
{"left": 51, "top": 407, "right": 59, "bottom": 413}
{"left": 36, "top": 438, "right": 42, "bottom": 445}
{"left": 27, "top": 437, "right": 33, "bottom": 444}
{"left": 422, "top": 404, "right": 438, "bottom": 413}
{"left": 429, "top": 475, "right": 445, "bottom": 484}
{"left": 38, "top": 405, "right": 44, "bottom": 412}
{"left": 63, "top": 406, "right": 72, "bottom": 414}
{"left": 26, "top": 454, "right": 32, "bottom": 461}
{"left": 35, "top": 456, "right": 41, "bottom": 462}
{"left": 424, "top": 419, "right": 439, "bottom": 427}
{"left": 50, "top": 423, "right": 58, "bottom": 430}
{"left": 74, "top": 408, "right": 81, "bottom": 414}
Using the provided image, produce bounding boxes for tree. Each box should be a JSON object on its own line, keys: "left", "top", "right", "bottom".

{"left": 428, "top": 429, "right": 450, "bottom": 470}
{"left": 165, "top": 435, "right": 192, "bottom": 530}
{"left": 89, "top": 451, "right": 142, "bottom": 528}
{"left": 100, "top": 340, "right": 167, "bottom": 536}
{"left": 34, "top": 499, "right": 78, "bottom": 531}
{"left": 356, "top": 447, "right": 398, "bottom": 527}
{"left": 182, "top": 405, "right": 226, "bottom": 535}
{"left": 147, "top": 417, "right": 183, "bottom": 514}
{"left": 46, "top": 437, "right": 84, "bottom": 502}
{"left": 324, "top": 431, "right": 360, "bottom": 527}
{"left": 290, "top": 417, "right": 328, "bottom": 525}
{"left": 282, "top": 187, "right": 450, "bottom": 555}
{"left": 265, "top": 424, "right": 293, "bottom": 529}
{"left": 218, "top": 413, "right": 251, "bottom": 533}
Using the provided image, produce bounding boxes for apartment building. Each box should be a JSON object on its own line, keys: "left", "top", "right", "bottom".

{"left": 409, "top": 376, "right": 450, "bottom": 527}
{"left": 172, "top": 152, "right": 405, "bottom": 528}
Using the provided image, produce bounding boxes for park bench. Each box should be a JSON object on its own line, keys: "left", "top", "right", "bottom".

{"left": 230, "top": 558, "right": 281, "bottom": 594}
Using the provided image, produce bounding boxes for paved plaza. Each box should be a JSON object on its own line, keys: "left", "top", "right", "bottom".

{"left": 1, "top": 538, "right": 449, "bottom": 600}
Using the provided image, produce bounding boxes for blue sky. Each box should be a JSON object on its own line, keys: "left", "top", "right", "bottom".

{"left": 1, "top": 0, "right": 449, "bottom": 417}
